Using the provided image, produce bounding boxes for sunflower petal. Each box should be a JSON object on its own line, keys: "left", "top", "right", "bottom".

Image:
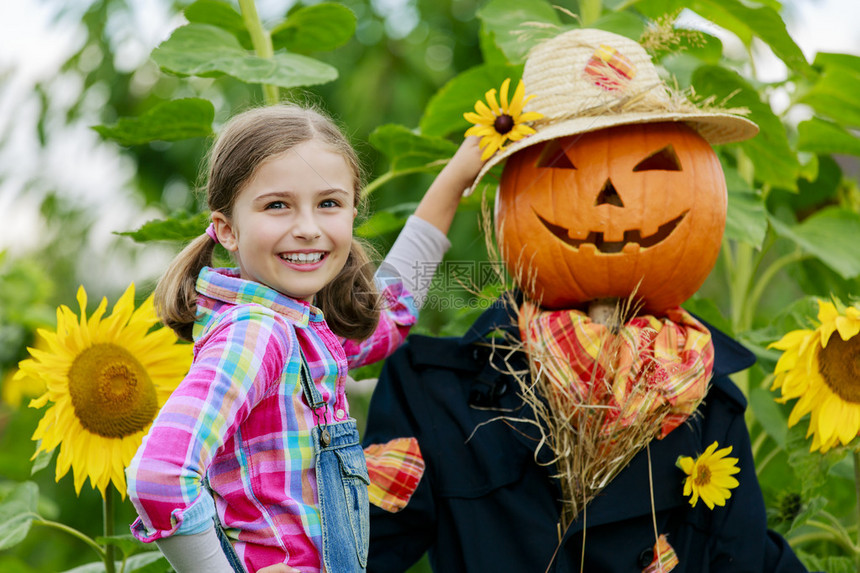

{"left": 817, "top": 299, "right": 838, "bottom": 324}
{"left": 499, "top": 78, "right": 511, "bottom": 111}
{"left": 518, "top": 111, "right": 545, "bottom": 123}
{"left": 464, "top": 112, "right": 490, "bottom": 125}
{"left": 485, "top": 88, "right": 500, "bottom": 115}
{"left": 835, "top": 315, "right": 860, "bottom": 341}
{"left": 474, "top": 100, "right": 494, "bottom": 119}
{"left": 508, "top": 80, "right": 527, "bottom": 116}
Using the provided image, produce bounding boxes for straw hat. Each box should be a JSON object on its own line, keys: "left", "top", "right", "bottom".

{"left": 468, "top": 27, "right": 759, "bottom": 194}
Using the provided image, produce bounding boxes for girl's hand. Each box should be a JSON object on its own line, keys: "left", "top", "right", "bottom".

{"left": 258, "top": 565, "right": 301, "bottom": 573}
{"left": 444, "top": 136, "right": 486, "bottom": 194}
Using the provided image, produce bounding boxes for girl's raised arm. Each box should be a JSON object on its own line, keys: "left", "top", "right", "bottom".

{"left": 412, "top": 136, "right": 484, "bottom": 234}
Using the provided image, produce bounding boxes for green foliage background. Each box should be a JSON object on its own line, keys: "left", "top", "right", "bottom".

{"left": 1, "top": 0, "right": 859, "bottom": 571}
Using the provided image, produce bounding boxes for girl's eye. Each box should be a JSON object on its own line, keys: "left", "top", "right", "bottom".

{"left": 266, "top": 201, "right": 287, "bottom": 210}
{"left": 319, "top": 199, "right": 339, "bottom": 209}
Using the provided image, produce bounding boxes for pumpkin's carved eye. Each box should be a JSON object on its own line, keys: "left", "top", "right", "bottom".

{"left": 536, "top": 140, "right": 577, "bottom": 169}
{"left": 633, "top": 145, "right": 681, "bottom": 172}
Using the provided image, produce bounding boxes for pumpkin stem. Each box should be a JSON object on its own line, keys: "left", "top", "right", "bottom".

{"left": 588, "top": 297, "right": 621, "bottom": 330}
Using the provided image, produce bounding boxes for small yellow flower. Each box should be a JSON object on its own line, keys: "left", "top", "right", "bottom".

{"left": 770, "top": 299, "right": 860, "bottom": 453}
{"left": 464, "top": 78, "right": 543, "bottom": 161}
{"left": 17, "top": 283, "right": 192, "bottom": 499}
{"left": 676, "top": 441, "right": 740, "bottom": 509}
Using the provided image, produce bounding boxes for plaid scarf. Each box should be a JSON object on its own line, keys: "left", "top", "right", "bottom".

{"left": 519, "top": 302, "right": 714, "bottom": 439}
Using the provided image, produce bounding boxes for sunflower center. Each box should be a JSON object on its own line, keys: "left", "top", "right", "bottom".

{"left": 494, "top": 114, "right": 514, "bottom": 135}
{"left": 818, "top": 333, "right": 860, "bottom": 403}
{"left": 68, "top": 343, "right": 158, "bottom": 438}
{"left": 694, "top": 464, "right": 711, "bottom": 486}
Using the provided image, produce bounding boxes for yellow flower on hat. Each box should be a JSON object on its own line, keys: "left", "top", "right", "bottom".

{"left": 676, "top": 441, "right": 740, "bottom": 510}
{"left": 770, "top": 299, "right": 860, "bottom": 453}
{"left": 464, "top": 78, "right": 543, "bottom": 161}
{"left": 17, "top": 283, "right": 191, "bottom": 498}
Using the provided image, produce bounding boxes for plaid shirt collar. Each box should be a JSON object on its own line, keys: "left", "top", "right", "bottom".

{"left": 196, "top": 267, "right": 325, "bottom": 328}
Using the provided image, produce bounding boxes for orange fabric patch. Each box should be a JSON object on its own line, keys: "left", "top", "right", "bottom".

{"left": 583, "top": 44, "right": 637, "bottom": 91}
{"left": 643, "top": 534, "right": 679, "bottom": 573}
{"left": 364, "top": 437, "right": 425, "bottom": 513}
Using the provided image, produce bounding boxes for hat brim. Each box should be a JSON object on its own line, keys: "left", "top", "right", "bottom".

{"left": 465, "top": 111, "right": 759, "bottom": 196}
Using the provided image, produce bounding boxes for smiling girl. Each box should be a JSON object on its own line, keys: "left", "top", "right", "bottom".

{"left": 125, "top": 104, "right": 483, "bottom": 573}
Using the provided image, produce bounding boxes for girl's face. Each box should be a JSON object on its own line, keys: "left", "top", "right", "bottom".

{"left": 213, "top": 139, "right": 357, "bottom": 302}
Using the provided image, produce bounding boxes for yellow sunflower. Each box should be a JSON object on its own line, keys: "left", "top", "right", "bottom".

{"left": 676, "top": 441, "right": 740, "bottom": 509}
{"left": 770, "top": 299, "right": 860, "bottom": 453}
{"left": 464, "top": 78, "right": 543, "bottom": 160}
{"left": 16, "top": 283, "right": 191, "bottom": 499}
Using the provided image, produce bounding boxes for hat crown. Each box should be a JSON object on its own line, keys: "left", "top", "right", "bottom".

{"left": 523, "top": 29, "right": 669, "bottom": 122}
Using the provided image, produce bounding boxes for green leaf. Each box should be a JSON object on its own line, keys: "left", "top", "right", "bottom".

{"left": 812, "top": 52, "right": 860, "bottom": 74}
{"left": 793, "top": 260, "right": 860, "bottom": 309}
{"left": 118, "top": 211, "right": 210, "bottom": 243}
{"left": 693, "top": 0, "right": 810, "bottom": 76}
{"left": 797, "top": 118, "right": 860, "bottom": 157}
{"left": 152, "top": 24, "right": 338, "bottom": 89}
{"left": 635, "top": 0, "right": 809, "bottom": 76}
{"left": 355, "top": 209, "right": 412, "bottom": 239}
{"left": 271, "top": 3, "right": 356, "bottom": 54}
{"left": 660, "top": 32, "right": 725, "bottom": 88}
{"left": 800, "top": 66, "right": 860, "bottom": 129}
{"left": 768, "top": 155, "right": 842, "bottom": 215}
{"left": 184, "top": 0, "right": 251, "bottom": 49}
{"left": 92, "top": 98, "right": 214, "bottom": 146}
{"left": 787, "top": 494, "right": 828, "bottom": 533}
{"left": 94, "top": 534, "right": 146, "bottom": 558}
{"left": 478, "top": 22, "right": 509, "bottom": 66}
{"left": 692, "top": 65, "right": 799, "bottom": 191}
{"left": 792, "top": 551, "right": 855, "bottom": 573}
{"left": 590, "top": 10, "right": 646, "bottom": 40}
{"left": 61, "top": 551, "right": 168, "bottom": 573}
{"left": 0, "top": 482, "right": 38, "bottom": 550}
{"left": 369, "top": 124, "right": 458, "bottom": 174}
{"left": 476, "top": 0, "right": 563, "bottom": 64}
{"left": 723, "top": 163, "right": 766, "bottom": 247}
{"left": 769, "top": 207, "right": 860, "bottom": 279}
{"left": 124, "top": 551, "right": 171, "bottom": 573}
{"left": 785, "top": 423, "right": 847, "bottom": 499}
{"left": 420, "top": 64, "right": 523, "bottom": 138}
{"left": 30, "top": 447, "right": 54, "bottom": 476}
{"left": 749, "top": 387, "right": 787, "bottom": 449}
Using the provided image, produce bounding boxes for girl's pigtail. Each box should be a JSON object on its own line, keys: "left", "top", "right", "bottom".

{"left": 317, "top": 238, "right": 381, "bottom": 342}
{"left": 154, "top": 233, "right": 217, "bottom": 342}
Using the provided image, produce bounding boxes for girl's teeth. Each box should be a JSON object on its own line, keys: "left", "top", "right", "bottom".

{"left": 283, "top": 253, "right": 323, "bottom": 263}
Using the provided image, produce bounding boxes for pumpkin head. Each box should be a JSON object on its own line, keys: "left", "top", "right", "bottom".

{"left": 496, "top": 122, "right": 727, "bottom": 313}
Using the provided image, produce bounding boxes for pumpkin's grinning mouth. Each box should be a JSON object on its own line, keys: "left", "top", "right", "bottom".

{"left": 534, "top": 209, "right": 689, "bottom": 253}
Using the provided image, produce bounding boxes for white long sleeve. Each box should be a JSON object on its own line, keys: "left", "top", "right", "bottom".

{"left": 381, "top": 215, "right": 452, "bottom": 309}
{"left": 155, "top": 526, "right": 235, "bottom": 573}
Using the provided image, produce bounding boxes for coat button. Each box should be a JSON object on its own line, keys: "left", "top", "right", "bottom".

{"left": 637, "top": 547, "right": 654, "bottom": 568}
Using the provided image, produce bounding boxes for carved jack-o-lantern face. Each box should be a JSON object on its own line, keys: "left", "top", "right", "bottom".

{"left": 496, "top": 122, "right": 727, "bottom": 312}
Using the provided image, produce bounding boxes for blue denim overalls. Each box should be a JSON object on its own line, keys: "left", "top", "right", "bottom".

{"left": 212, "top": 353, "right": 370, "bottom": 572}
{"left": 303, "top": 353, "right": 370, "bottom": 572}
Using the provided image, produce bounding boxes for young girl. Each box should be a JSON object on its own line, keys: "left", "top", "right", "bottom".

{"left": 126, "top": 104, "right": 484, "bottom": 573}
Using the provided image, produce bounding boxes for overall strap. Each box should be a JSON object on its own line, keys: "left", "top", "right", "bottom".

{"left": 297, "top": 350, "right": 331, "bottom": 447}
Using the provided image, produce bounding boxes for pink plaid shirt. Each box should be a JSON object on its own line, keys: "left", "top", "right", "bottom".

{"left": 127, "top": 267, "right": 416, "bottom": 572}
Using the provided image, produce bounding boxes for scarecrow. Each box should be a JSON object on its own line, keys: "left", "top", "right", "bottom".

{"left": 362, "top": 28, "right": 809, "bottom": 573}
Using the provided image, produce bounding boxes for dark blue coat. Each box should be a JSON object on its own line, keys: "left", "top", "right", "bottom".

{"left": 363, "top": 298, "right": 808, "bottom": 573}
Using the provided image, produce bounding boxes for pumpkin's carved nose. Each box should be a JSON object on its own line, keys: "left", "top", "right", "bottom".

{"left": 595, "top": 178, "right": 624, "bottom": 207}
